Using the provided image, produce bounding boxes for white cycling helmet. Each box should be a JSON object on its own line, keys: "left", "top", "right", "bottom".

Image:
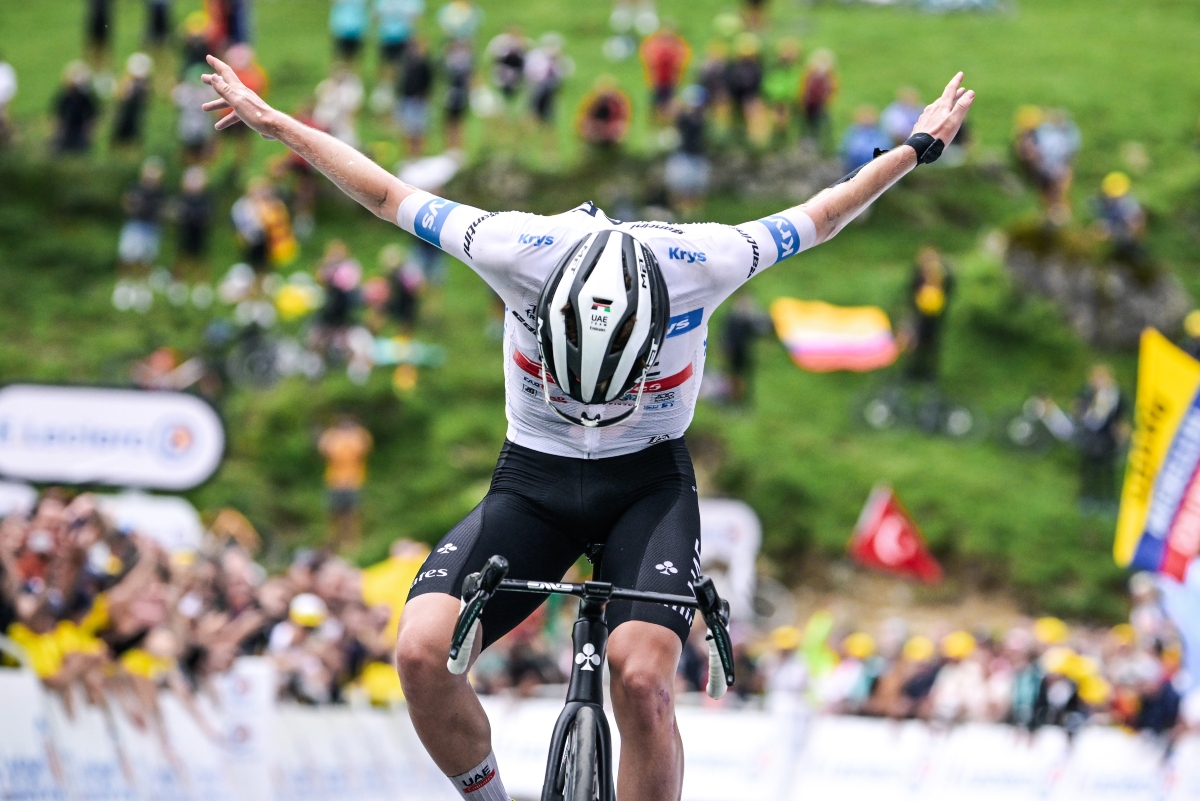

{"left": 535, "top": 230, "right": 669, "bottom": 428}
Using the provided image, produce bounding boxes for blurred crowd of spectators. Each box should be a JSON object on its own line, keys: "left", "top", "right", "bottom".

{"left": 0, "top": 0, "right": 1163, "bottom": 410}
{"left": 2, "top": 488, "right": 1197, "bottom": 749}
{"left": 1010, "top": 104, "right": 1150, "bottom": 262}
{"left": 472, "top": 575, "right": 1199, "bottom": 743}
{"left": 0, "top": 0, "right": 1168, "bottom": 258}
{"left": 0, "top": 488, "right": 423, "bottom": 740}
{"left": 0, "top": 0, "right": 958, "bottom": 228}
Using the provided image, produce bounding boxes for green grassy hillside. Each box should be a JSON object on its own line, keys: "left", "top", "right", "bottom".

{"left": 2, "top": 0, "right": 1200, "bottom": 619}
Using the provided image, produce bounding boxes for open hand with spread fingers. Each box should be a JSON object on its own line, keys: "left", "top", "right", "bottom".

{"left": 200, "top": 54, "right": 279, "bottom": 140}
{"left": 911, "top": 71, "right": 976, "bottom": 149}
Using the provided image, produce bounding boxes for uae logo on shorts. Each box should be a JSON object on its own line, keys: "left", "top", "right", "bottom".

{"left": 575, "top": 643, "right": 602, "bottom": 671}
{"left": 656, "top": 561, "right": 678, "bottom": 576}
{"left": 437, "top": 543, "right": 457, "bottom": 555}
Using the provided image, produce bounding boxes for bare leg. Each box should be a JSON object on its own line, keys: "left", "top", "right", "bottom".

{"left": 394, "top": 593, "right": 492, "bottom": 775}
{"left": 607, "top": 621, "right": 685, "bottom": 801}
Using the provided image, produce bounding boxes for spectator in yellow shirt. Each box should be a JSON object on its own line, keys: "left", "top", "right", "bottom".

{"left": 318, "top": 417, "right": 374, "bottom": 552}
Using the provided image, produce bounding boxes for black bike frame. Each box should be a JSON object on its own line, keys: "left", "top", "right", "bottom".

{"left": 492, "top": 580, "right": 704, "bottom": 801}
{"left": 547, "top": 594, "right": 615, "bottom": 801}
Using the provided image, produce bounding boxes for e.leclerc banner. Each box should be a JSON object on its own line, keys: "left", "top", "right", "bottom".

{"left": 1115, "top": 330, "right": 1200, "bottom": 578}
{"left": 0, "top": 384, "right": 224, "bottom": 490}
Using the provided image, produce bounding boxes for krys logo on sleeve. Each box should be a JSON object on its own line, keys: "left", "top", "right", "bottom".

{"left": 0, "top": 385, "right": 225, "bottom": 490}
{"left": 758, "top": 215, "right": 802, "bottom": 262}
{"left": 414, "top": 197, "right": 461, "bottom": 248}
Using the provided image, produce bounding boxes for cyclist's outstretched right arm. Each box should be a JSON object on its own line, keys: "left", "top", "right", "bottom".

{"left": 202, "top": 55, "right": 533, "bottom": 284}
{"left": 201, "top": 54, "right": 423, "bottom": 226}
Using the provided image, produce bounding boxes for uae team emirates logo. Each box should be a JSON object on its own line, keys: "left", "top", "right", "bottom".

{"left": 459, "top": 765, "right": 494, "bottom": 792}
{"left": 589, "top": 298, "right": 612, "bottom": 332}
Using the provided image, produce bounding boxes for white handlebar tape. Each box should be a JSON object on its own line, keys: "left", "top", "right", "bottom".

{"left": 447, "top": 601, "right": 480, "bottom": 676}
{"left": 706, "top": 637, "right": 728, "bottom": 700}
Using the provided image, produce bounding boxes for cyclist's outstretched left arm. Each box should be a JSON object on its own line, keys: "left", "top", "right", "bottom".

{"left": 801, "top": 72, "right": 973, "bottom": 244}
{"left": 201, "top": 54, "right": 421, "bottom": 225}
{"left": 699, "top": 73, "right": 973, "bottom": 307}
{"left": 800, "top": 73, "right": 973, "bottom": 244}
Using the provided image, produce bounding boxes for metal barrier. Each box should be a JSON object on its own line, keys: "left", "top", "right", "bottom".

{"left": 1, "top": 660, "right": 1197, "bottom": 801}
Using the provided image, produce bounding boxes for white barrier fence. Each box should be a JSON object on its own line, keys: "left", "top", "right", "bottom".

{"left": 4, "top": 658, "right": 1200, "bottom": 801}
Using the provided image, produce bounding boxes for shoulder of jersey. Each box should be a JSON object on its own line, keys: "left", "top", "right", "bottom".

{"left": 619, "top": 220, "right": 735, "bottom": 268}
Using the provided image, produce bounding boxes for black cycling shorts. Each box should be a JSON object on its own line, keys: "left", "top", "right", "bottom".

{"left": 408, "top": 438, "right": 702, "bottom": 648}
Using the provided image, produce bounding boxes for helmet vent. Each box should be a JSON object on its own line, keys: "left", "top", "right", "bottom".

{"left": 610, "top": 314, "right": 636, "bottom": 354}
{"left": 561, "top": 301, "right": 579, "bottom": 346}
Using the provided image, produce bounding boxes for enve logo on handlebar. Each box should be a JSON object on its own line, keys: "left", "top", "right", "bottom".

{"left": 526, "top": 581, "right": 575, "bottom": 592}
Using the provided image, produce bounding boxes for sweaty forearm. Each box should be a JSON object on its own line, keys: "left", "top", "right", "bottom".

{"left": 268, "top": 113, "right": 416, "bottom": 223}
{"left": 801, "top": 147, "right": 917, "bottom": 244}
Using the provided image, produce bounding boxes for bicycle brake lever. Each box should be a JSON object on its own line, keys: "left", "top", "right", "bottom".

{"left": 448, "top": 556, "right": 510, "bottom": 670}
{"left": 692, "top": 576, "right": 736, "bottom": 693}
{"left": 479, "top": 554, "right": 509, "bottom": 593}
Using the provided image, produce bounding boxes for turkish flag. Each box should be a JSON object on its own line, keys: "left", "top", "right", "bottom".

{"left": 849, "top": 485, "right": 943, "bottom": 584}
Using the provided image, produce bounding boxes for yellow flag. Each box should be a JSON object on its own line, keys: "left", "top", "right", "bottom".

{"left": 1115, "top": 329, "right": 1200, "bottom": 567}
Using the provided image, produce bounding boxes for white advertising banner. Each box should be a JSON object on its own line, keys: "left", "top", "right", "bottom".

{"left": 0, "top": 669, "right": 65, "bottom": 801}
{"left": 296, "top": 708, "right": 355, "bottom": 799}
{"left": 920, "top": 724, "right": 1069, "bottom": 801}
{"left": 1049, "top": 727, "right": 1166, "bottom": 801}
{"left": 272, "top": 709, "right": 328, "bottom": 796}
{"left": 1169, "top": 734, "right": 1200, "bottom": 801}
{"left": 4, "top": 667, "right": 1200, "bottom": 801}
{"left": 788, "top": 715, "right": 932, "bottom": 801}
{"left": 45, "top": 691, "right": 135, "bottom": 801}
{"left": 482, "top": 696, "right": 565, "bottom": 800}
{"left": 325, "top": 711, "right": 390, "bottom": 801}
{"left": 215, "top": 657, "right": 278, "bottom": 801}
{"left": 107, "top": 699, "right": 189, "bottom": 801}
{"left": 159, "top": 693, "right": 236, "bottom": 801}
{"left": 0, "top": 384, "right": 224, "bottom": 490}
{"left": 386, "top": 706, "right": 465, "bottom": 800}
{"left": 355, "top": 711, "right": 432, "bottom": 800}
{"left": 678, "top": 705, "right": 795, "bottom": 801}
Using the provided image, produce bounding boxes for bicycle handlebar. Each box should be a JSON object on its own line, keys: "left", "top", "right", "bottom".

{"left": 446, "top": 555, "right": 737, "bottom": 698}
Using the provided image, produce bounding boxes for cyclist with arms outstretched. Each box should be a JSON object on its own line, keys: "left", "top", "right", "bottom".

{"left": 201, "top": 55, "right": 973, "bottom": 801}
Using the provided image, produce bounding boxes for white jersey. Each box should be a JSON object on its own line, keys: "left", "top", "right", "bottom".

{"left": 397, "top": 194, "right": 817, "bottom": 459}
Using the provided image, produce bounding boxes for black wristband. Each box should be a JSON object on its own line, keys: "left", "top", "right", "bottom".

{"left": 904, "top": 132, "right": 945, "bottom": 165}
{"left": 828, "top": 135, "right": 943, "bottom": 188}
